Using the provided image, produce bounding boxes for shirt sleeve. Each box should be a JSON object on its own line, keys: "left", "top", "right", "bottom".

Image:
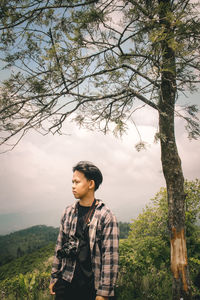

{"left": 50, "top": 211, "right": 65, "bottom": 284}
{"left": 96, "top": 212, "right": 119, "bottom": 297}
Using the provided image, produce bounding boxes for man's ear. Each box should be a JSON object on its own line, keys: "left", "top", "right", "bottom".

{"left": 89, "top": 180, "right": 95, "bottom": 190}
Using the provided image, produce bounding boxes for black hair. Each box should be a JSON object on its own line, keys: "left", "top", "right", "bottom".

{"left": 72, "top": 161, "right": 103, "bottom": 191}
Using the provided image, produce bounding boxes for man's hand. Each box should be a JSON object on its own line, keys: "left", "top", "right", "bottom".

{"left": 49, "top": 282, "right": 56, "bottom": 295}
{"left": 96, "top": 296, "right": 108, "bottom": 300}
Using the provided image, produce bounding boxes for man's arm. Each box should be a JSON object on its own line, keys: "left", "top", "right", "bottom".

{"left": 96, "top": 212, "right": 119, "bottom": 298}
{"left": 49, "top": 213, "right": 65, "bottom": 289}
{"left": 49, "top": 282, "right": 56, "bottom": 295}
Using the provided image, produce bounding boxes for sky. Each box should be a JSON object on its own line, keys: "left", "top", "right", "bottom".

{"left": 0, "top": 1, "right": 199, "bottom": 235}
{"left": 0, "top": 101, "right": 199, "bottom": 235}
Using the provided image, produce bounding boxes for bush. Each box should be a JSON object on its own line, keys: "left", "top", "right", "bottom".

{"left": 116, "top": 179, "right": 200, "bottom": 299}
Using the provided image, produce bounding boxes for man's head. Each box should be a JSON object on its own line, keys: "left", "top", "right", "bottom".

{"left": 72, "top": 161, "right": 103, "bottom": 191}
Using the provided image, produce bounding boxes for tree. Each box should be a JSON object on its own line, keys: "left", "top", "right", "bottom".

{"left": 118, "top": 179, "right": 200, "bottom": 299}
{"left": 118, "top": 222, "right": 130, "bottom": 239}
{"left": 0, "top": 1, "right": 199, "bottom": 298}
{"left": 17, "top": 247, "right": 24, "bottom": 258}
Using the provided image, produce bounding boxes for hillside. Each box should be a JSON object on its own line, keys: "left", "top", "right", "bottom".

{"left": 0, "top": 225, "right": 59, "bottom": 266}
{"left": 0, "top": 242, "right": 54, "bottom": 300}
{"left": 0, "top": 242, "right": 54, "bottom": 281}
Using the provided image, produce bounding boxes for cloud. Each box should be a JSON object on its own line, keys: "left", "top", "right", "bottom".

{"left": 0, "top": 105, "right": 199, "bottom": 233}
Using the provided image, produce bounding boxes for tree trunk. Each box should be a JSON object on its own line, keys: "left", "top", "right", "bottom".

{"left": 158, "top": 0, "right": 191, "bottom": 298}
{"left": 159, "top": 100, "right": 192, "bottom": 300}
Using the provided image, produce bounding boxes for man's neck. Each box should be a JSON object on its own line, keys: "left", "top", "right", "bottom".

{"left": 79, "top": 195, "right": 94, "bottom": 207}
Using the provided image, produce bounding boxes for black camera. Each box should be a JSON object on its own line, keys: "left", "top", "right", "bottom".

{"left": 57, "top": 235, "right": 79, "bottom": 260}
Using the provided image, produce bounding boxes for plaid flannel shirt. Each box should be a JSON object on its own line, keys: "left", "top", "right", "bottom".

{"left": 51, "top": 199, "right": 119, "bottom": 297}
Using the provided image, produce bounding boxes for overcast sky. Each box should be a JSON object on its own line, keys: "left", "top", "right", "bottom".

{"left": 0, "top": 101, "right": 199, "bottom": 234}
{"left": 0, "top": 1, "right": 199, "bottom": 235}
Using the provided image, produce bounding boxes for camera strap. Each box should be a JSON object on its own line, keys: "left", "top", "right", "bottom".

{"left": 84, "top": 199, "right": 97, "bottom": 226}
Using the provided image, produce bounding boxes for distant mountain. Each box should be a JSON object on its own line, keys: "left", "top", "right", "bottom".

{"left": 0, "top": 210, "right": 61, "bottom": 235}
{"left": 0, "top": 225, "right": 59, "bottom": 266}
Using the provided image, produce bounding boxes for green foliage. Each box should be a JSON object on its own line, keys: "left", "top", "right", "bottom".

{"left": 0, "top": 271, "right": 52, "bottom": 300}
{"left": 0, "top": 242, "right": 54, "bottom": 299}
{"left": 0, "top": 242, "right": 54, "bottom": 281}
{"left": 117, "top": 179, "right": 200, "bottom": 300}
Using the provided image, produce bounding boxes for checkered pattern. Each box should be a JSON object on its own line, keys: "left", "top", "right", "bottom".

{"left": 51, "top": 200, "right": 119, "bottom": 297}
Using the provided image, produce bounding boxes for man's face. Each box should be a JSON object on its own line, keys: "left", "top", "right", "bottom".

{"left": 72, "top": 170, "right": 93, "bottom": 200}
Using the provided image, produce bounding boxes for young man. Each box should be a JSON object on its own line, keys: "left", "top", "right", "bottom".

{"left": 49, "top": 161, "right": 119, "bottom": 300}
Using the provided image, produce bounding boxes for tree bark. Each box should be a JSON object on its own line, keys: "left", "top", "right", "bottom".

{"left": 158, "top": 0, "right": 191, "bottom": 298}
